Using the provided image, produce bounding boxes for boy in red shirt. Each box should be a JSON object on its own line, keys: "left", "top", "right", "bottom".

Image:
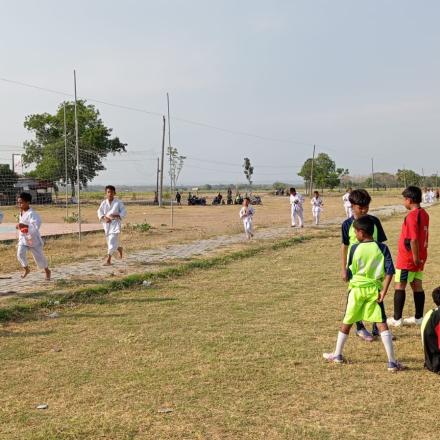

{"left": 388, "top": 186, "right": 429, "bottom": 326}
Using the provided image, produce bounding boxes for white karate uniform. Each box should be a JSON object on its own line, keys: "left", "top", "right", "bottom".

{"left": 97, "top": 199, "right": 127, "bottom": 255}
{"left": 311, "top": 196, "right": 323, "bottom": 225}
{"left": 428, "top": 190, "right": 435, "bottom": 203}
{"left": 290, "top": 193, "right": 304, "bottom": 227}
{"left": 342, "top": 193, "right": 352, "bottom": 218}
{"left": 17, "top": 208, "right": 48, "bottom": 269}
{"left": 239, "top": 206, "right": 255, "bottom": 238}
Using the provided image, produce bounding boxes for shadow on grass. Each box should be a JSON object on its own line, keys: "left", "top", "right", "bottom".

{"left": 0, "top": 330, "right": 54, "bottom": 338}
{"left": 108, "top": 297, "right": 177, "bottom": 305}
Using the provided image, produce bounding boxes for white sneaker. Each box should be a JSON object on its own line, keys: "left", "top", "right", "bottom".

{"left": 387, "top": 317, "right": 402, "bottom": 327}
{"left": 403, "top": 316, "right": 423, "bottom": 326}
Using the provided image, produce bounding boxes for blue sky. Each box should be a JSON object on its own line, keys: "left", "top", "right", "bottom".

{"left": 1, "top": 0, "right": 439, "bottom": 185}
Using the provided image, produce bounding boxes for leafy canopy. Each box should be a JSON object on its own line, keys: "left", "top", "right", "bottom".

{"left": 22, "top": 100, "right": 126, "bottom": 195}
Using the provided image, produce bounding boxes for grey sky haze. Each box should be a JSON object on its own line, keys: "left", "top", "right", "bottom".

{"left": 1, "top": 0, "right": 439, "bottom": 185}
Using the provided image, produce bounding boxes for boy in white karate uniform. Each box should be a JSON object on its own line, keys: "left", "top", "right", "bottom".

{"left": 311, "top": 191, "right": 324, "bottom": 225}
{"left": 342, "top": 188, "right": 352, "bottom": 218}
{"left": 97, "top": 185, "right": 127, "bottom": 265}
{"left": 16, "top": 192, "right": 51, "bottom": 280}
{"left": 289, "top": 187, "right": 304, "bottom": 228}
{"left": 239, "top": 197, "right": 254, "bottom": 239}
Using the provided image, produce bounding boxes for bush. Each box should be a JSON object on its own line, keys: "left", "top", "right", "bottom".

{"left": 125, "top": 222, "right": 152, "bottom": 233}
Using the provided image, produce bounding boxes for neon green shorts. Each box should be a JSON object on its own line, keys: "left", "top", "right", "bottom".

{"left": 343, "top": 286, "right": 386, "bottom": 325}
{"left": 395, "top": 269, "right": 423, "bottom": 283}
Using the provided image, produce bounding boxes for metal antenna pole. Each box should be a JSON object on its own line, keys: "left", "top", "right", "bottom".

{"left": 73, "top": 70, "right": 81, "bottom": 242}
{"left": 64, "top": 102, "right": 68, "bottom": 219}
{"left": 167, "top": 93, "right": 173, "bottom": 228}
{"left": 159, "top": 115, "right": 165, "bottom": 207}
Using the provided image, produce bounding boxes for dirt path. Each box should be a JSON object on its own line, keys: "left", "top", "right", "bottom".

{"left": 0, "top": 204, "right": 409, "bottom": 298}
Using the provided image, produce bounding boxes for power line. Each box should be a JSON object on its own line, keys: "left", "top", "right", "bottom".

{"left": 0, "top": 76, "right": 317, "bottom": 147}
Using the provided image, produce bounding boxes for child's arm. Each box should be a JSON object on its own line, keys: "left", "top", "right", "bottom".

{"left": 378, "top": 274, "right": 393, "bottom": 303}
{"left": 410, "top": 238, "right": 421, "bottom": 267}
{"left": 341, "top": 244, "right": 348, "bottom": 281}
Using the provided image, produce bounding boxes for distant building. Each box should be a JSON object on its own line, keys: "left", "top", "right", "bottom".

{"left": 0, "top": 177, "right": 55, "bottom": 205}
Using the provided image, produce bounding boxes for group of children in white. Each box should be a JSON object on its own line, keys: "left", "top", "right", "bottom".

{"left": 2, "top": 184, "right": 440, "bottom": 373}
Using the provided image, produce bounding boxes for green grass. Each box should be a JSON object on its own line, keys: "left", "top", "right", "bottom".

{"left": 0, "top": 205, "right": 439, "bottom": 439}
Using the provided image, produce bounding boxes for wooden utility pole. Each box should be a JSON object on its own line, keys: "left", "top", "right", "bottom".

{"left": 371, "top": 157, "right": 375, "bottom": 191}
{"left": 309, "top": 144, "right": 316, "bottom": 195}
{"left": 159, "top": 116, "right": 166, "bottom": 207}
{"left": 156, "top": 157, "right": 160, "bottom": 204}
{"left": 64, "top": 102, "right": 68, "bottom": 218}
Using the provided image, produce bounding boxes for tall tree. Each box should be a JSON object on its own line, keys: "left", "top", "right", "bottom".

{"left": 0, "top": 164, "right": 19, "bottom": 203}
{"left": 396, "top": 169, "right": 422, "bottom": 187}
{"left": 167, "top": 146, "right": 186, "bottom": 190}
{"left": 298, "top": 153, "right": 348, "bottom": 191}
{"left": 22, "top": 100, "right": 127, "bottom": 196}
{"left": 243, "top": 157, "right": 254, "bottom": 186}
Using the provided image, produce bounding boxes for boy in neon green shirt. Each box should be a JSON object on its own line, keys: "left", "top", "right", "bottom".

{"left": 325, "top": 216, "right": 404, "bottom": 372}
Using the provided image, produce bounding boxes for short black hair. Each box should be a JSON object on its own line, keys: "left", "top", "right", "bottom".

{"left": 402, "top": 186, "right": 422, "bottom": 204}
{"left": 105, "top": 185, "right": 116, "bottom": 193}
{"left": 244, "top": 197, "right": 251, "bottom": 202}
{"left": 290, "top": 188, "right": 296, "bottom": 193}
{"left": 349, "top": 189, "right": 371, "bottom": 207}
{"left": 432, "top": 287, "right": 440, "bottom": 307}
{"left": 353, "top": 216, "right": 374, "bottom": 237}
{"left": 19, "top": 192, "right": 32, "bottom": 203}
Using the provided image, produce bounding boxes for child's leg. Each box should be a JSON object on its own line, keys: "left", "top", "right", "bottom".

{"left": 410, "top": 279, "right": 425, "bottom": 320}
{"left": 376, "top": 322, "right": 396, "bottom": 363}
{"left": 291, "top": 207, "right": 296, "bottom": 226}
{"left": 29, "top": 245, "right": 50, "bottom": 280}
{"left": 105, "top": 234, "right": 118, "bottom": 264}
{"left": 17, "top": 245, "right": 30, "bottom": 278}
{"left": 335, "top": 323, "right": 352, "bottom": 355}
{"left": 298, "top": 210, "right": 304, "bottom": 227}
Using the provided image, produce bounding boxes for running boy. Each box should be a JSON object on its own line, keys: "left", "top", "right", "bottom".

{"left": 421, "top": 287, "right": 440, "bottom": 373}
{"left": 388, "top": 186, "right": 429, "bottom": 326}
{"left": 324, "top": 216, "right": 403, "bottom": 372}
{"left": 16, "top": 192, "right": 51, "bottom": 280}
{"left": 311, "top": 191, "right": 323, "bottom": 225}
{"left": 97, "top": 185, "right": 127, "bottom": 265}
{"left": 239, "top": 197, "right": 254, "bottom": 239}
{"left": 341, "top": 189, "right": 387, "bottom": 341}
{"left": 342, "top": 188, "right": 352, "bottom": 218}
{"left": 289, "top": 188, "right": 304, "bottom": 228}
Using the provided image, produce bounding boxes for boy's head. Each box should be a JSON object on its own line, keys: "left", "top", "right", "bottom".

{"left": 290, "top": 187, "right": 296, "bottom": 195}
{"left": 105, "top": 185, "right": 116, "bottom": 201}
{"left": 353, "top": 216, "right": 374, "bottom": 242}
{"left": 314, "top": 191, "right": 319, "bottom": 197}
{"left": 243, "top": 197, "right": 250, "bottom": 207}
{"left": 432, "top": 287, "right": 440, "bottom": 307}
{"left": 17, "top": 192, "right": 32, "bottom": 211}
{"left": 349, "top": 189, "right": 371, "bottom": 218}
{"left": 402, "top": 186, "right": 422, "bottom": 209}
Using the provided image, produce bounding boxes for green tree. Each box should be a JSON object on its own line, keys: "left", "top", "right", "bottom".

{"left": 0, "top": 164, "right": 19, "bottom": 203}
{"left": 22, "top": 100, "right": 127, "bottom": 196}
{"left": 168, "top": 146, "right": 186, "bottom": 190}
{"left": 298, "top": 153, "right": 348, "bottom": 191}
{"left": 243, "top": 157, "right": 254, "bottom": 186}
{"left": 396, "top": 169, "right": 422, "bottom": 187}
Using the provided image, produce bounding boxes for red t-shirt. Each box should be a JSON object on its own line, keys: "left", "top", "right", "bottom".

{"left": 396, "top": 208, "right": 429, "bottom": 271}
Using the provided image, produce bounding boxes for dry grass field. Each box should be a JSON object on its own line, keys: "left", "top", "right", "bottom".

{"left": 0, "top": 201, "right": 438, "bottom": 439}
{"left": 0, "top": 190, "right": 402, "bottom": 274}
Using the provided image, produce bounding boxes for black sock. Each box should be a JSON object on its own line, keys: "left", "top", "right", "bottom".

{"left": 394, "top": 289, "right": 406, "bottom": 320}
{"left": 371, "top": 322, "right": 379, "bottom": 335}
{"left": 414, "top": 291, "right": 425, "bottom": 319}
{"left": 355, "top": 321, "right": 365, "bottom": 331}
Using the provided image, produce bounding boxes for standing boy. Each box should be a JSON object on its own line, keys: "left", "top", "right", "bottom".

{"left": 324, "top": 216, "right": 403, "bottom": 372}
{"left": 311, "top": 191, "right": 324, "bottom": 225}
{"left": 342, "top": 188, "right": 352, "bottom": 218}
{"left": 239, "top": 197, "right": 254, "bottom": 239}
{"left": 341, "top": 189, "right": 387, "bottom": 341}
{"left": 289, "top": 188, "right": 304, "bottom": 228}
{"left": 97, "top": 185, "right": 127, "bottom": 265}
{"left": 388, "top": 186, "right": 429, "bottom": 326}
{"left": 16, "top": 192, "right": 51, "bottom": 280}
